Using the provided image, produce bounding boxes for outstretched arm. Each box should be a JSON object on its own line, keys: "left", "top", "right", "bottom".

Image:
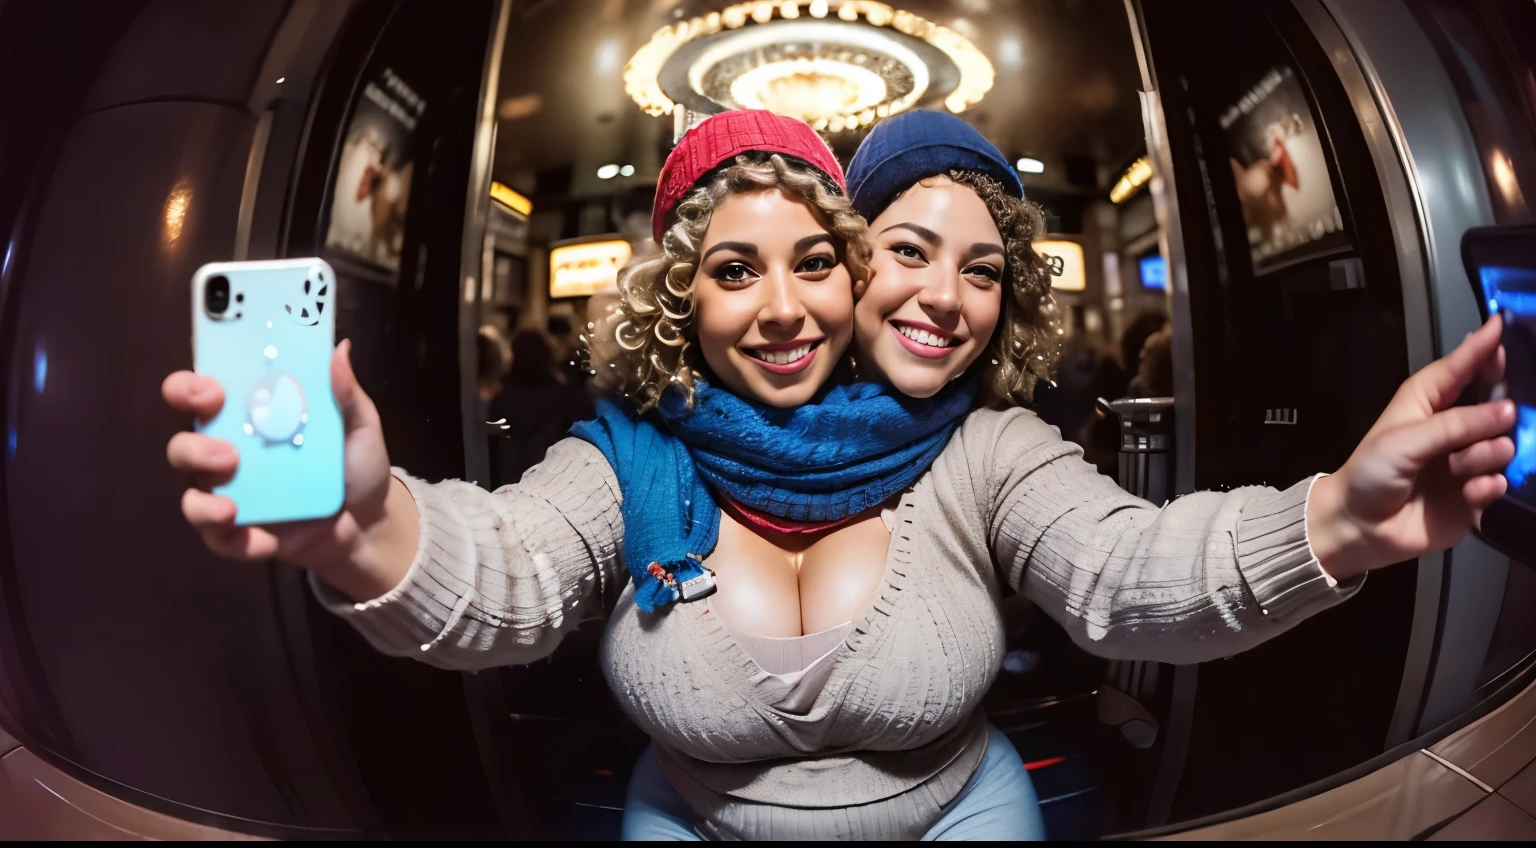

{"left": 164, "top": 344, "right": 625, "bottom": 670}
{"left": 984, "top": 316, "right": 1511, "bottom": 664}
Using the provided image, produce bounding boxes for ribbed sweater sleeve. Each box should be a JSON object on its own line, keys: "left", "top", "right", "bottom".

{"left": 309, "top": 437, "right": 624, "bottom": 671}
{"left": 975, "top": 408, "right": 1361, "bottom": 664}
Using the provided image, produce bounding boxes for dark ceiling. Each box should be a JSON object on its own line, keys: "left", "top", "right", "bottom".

{"left": 492, "top": 0, "right": 1146, "bottom": 201}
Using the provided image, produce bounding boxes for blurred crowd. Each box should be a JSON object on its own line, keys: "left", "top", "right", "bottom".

{"left": 1035, "top": 308, "right": 1174, "bottom": 476}
{"left": 476, "top": 316, "right": 596, "bottom": 485}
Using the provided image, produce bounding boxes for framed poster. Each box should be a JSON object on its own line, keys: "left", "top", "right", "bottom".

{"left": 1220, "top": 65, "right": 1347, "bottom": 274}
{"left": 324, "top": 66, "right": 426, "bottom": 280}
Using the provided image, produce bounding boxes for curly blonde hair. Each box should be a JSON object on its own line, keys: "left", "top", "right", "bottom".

{"left": 591, "top": 153, "right": 870, "bottom": 412}
{"left": 942, "top": 170, "right": 1062, "bottom": 407}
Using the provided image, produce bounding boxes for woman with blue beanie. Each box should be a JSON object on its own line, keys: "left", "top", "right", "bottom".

{"left": 844, "top": 108, "right": 1059, "bottom": 406}
{"left": 160, "top": 107, "right": 1515, "bottom": 841}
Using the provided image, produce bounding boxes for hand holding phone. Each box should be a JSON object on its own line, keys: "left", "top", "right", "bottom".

{"left": 166, "top": 260, "right": 418, "bottom": 600}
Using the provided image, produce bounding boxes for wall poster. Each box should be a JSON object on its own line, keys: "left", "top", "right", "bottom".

{"left": 1221, "top": 65, "right": 1346, "bottom": 273}
{"left": 325, "top": 67, "right": 426, "bottom": 279}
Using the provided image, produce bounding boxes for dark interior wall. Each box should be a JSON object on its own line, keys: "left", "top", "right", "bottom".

{"left": 0, "top": 0, "right": 508, "bottom": 837}
{"left": 0, "top": 0, "right": 371, "bottom": 831}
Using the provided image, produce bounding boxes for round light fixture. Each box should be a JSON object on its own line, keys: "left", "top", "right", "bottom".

{"left": 1016, "top": 157, "right": 1045, "bottom": 174}
{"left": 597, "top": 164, "right": 620, "bottom": 179}
{"left": 624, "top": 1, "right": 994, "bottom": 133}
{"left": 620, "top": 164, "right": 636, "bottom": 177}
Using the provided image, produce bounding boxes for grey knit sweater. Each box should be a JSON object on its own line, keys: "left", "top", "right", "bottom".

{"left": 316, "top": 407, "right": 1358, "bottom": 839}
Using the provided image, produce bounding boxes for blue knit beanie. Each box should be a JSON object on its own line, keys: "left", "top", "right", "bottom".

{"left": 846, "top": 109, "right": 1024, "bottom": 220}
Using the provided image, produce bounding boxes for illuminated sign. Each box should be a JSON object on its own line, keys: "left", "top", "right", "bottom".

{"left": 1034, "top": 239, "right": 1085, "bottom": 292}
{"left": 1110, "top": 156, "right": 1152, "bottom": 204}
{"left": 490, "top": 181, "right": 532, "bottom": 216}
{"left": 549, "top": 239, "right": 633, "bottom": 298}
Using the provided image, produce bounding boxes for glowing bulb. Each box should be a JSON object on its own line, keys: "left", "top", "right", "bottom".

{"left": 809, "top": 0, "right": 829, "bottom": 16}
{"left": 597, "top": 164, "right": 620, "bottom": 179}
{"left": 1491, "top": 148, "right": 1521, "bottom": 206}
{"left": 162, "top": 177, "right": 192, "bottom": 248}
{"left": 620, "top": 164, "right": 635, "bottom": 177}
{"left": 1016, "top": 157, "right": 1045, "bottom": 174}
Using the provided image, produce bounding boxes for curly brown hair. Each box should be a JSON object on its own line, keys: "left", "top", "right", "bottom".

{"left": 591, "top": 153, "right": 871, "bottom": 412}
{"left": 942, "top": 170, "right": 1062, "bottom": 407}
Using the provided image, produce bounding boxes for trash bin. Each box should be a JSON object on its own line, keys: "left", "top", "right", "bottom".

{"left": 1103, "top": 397, "right": 1175, "bottom": 506}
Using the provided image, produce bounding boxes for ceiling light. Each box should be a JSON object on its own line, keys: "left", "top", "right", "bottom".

{"left": 275, "top": 77, "right": 285, "bottom": 84}
{"left": 1016, "top": 157, "right": 1044, "bottom": 174}
{"left": 490, "top": 181, "right": 533, "bottom": 216}
{"left": 620, "top": 164, "right": 635, "bottom": 177}
{"left": 596, "top": 39, "right": 622, "bottom": 74}
{"left": 497, "top": 93, "right": 543, "bottom": 121}
{"left": 597, "top": 164, "right": 620, "bottom": 179}
{"left": 997, "top": 36, "right": 1022, "bottom": 67}
{"left": 624, "top": 1, "right": 994, "bottom": 132}
{"left": 1110, "top": 156, "right": 1153, "bottom": 203}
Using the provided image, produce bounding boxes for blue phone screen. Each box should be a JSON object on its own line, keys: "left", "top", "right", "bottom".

{"left": 1478, "top": 265, "right": 1536, "bottom": 505}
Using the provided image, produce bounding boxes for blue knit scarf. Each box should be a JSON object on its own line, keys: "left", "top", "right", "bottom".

{"left": 570, "top": 378, "right": 975, "bottom": 612}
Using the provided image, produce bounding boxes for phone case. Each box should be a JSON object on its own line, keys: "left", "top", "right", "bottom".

{"left": 191, "top": 259, "right": 344, "bottom": 526}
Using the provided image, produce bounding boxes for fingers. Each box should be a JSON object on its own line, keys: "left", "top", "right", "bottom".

{"left": 182, "top": 488, "right": 237, "bottom": 528}
{"left": 1480, "top": 342, "right": 1506, "bottom": 390}
{"left": 1408, "top": 313, "right": 1503, "bottom": 413}
{"left": 1464, "top": 473, "right": 1509, "bottom": 514}
{"left": 1391, "top": 398, "right": 1516, "bottom": 467}
{"left": 332, "top": 339, "right": 380, "bottom": 435}
{"left": 1448, "top": 436, "right": 1515, "bottom": 479}
{"left": 166, "top": 432, "right": 239, "bottom": 482}
{"left": 162, "top": 371, "right": 227, "bottom": 420}
{"left": 202, "top": 525, "right": 281, "bottom": 561}
{"left": 181, "top": 489, "right": 279, "bottom": 560}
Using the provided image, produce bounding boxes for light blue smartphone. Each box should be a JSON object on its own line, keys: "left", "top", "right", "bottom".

{"left": 191, "top": 258, "right": 344, "bottom": 526}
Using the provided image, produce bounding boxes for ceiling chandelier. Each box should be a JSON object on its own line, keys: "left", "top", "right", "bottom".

{"left": 624, "top": 0, "right": 995, "bottom": 134}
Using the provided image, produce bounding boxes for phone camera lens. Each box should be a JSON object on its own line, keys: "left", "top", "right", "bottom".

{"left": 206, "top": 275, "right": 231, "bottom": 316}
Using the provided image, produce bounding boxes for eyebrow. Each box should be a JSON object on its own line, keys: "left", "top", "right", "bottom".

{"left": 879, "top": 222, "right": 942, "bottom": 244}
{"left": 701, "top": 241, "right": 758, "bottom": 263}
{"left": 794, "top": 233, "right": 836, "bottom": 254}
{"left": 963, "top": 242, "right": 1006, "bottom": 261}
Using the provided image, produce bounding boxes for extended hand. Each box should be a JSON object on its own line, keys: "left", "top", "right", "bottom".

{"left": 162, "top": 341, "right": 417, "bottom": 600}
{"left": 1308, "top": 315, "right": 1514, "bottom": 580}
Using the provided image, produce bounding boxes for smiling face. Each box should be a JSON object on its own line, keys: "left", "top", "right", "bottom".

{"left": 693, "top": 187, "right": 855, "bottom": 407}
{"left": 854, "top": 176, "right": 1005, "bottom": 398}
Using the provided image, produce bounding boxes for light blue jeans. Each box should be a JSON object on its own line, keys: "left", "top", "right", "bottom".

{"left": 621, "top": 724, "right": 1047, "bottom": 841}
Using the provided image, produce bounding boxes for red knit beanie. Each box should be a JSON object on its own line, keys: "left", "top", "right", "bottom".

{"left": 651, "top": 110, "right": 845, "bottom": 244}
